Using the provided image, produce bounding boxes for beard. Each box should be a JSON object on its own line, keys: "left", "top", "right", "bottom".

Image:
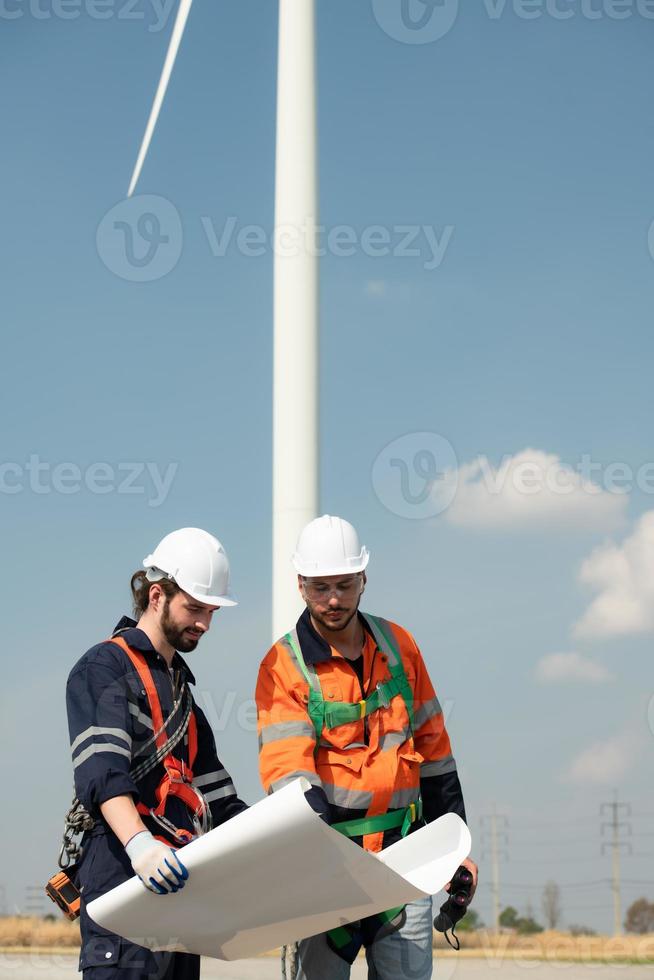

{"left": 161, "top": 599, "right": 200, "bottom": 653}
{"left": 307, "top": 601, "right": 359, "bottom": 634}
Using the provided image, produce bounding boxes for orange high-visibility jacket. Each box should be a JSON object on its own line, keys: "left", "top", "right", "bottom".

{"left": 256, "top": 609, "right": 465, "bottom": 853}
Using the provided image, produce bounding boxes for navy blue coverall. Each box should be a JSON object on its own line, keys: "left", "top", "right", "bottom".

{"left": 66, "top": 617, "right": 248, "bottom": 979}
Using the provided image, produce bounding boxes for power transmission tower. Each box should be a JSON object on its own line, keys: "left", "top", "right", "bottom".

{"left": 481, "top": 805, "right": 509, "bottom": 931}
{"left": 600, "top": 791, "right": 632, "bottom": 936}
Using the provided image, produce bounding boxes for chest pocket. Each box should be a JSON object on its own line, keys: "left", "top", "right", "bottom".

{"left": 125, "top": 674, "right": 154, "bottom": 742}
{"left": 319, "top": 681, "right": 368, "bottom": 751}
{"left": 318, "top": 746, "right": 365, "bottom": 774}
{"left": 322, "top": 680, "right": 344, "bottom": 704}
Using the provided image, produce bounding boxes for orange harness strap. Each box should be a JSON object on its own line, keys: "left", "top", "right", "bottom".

{"left": 111, "top": 636, "right": 204, "bottom": 844}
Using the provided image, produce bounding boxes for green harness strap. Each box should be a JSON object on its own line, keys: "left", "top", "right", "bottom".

{"left": 332, "top": 798, "right": 423, "bottom": 840}
{"left": 283, "top": 613, "right": 421, "bottom": 840}
{"left": 284, "top": 613, "right": 415, "bottom": 744}
{"left": 283, "top": 614, "right": 422, "bottom": 954}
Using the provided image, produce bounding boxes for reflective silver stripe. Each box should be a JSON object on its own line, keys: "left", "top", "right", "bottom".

{"left": 203, "top": 784, "right": 237, "bottom": 804}
{"left": 72, "top": 742, "right": 132, "bottom": 769}
{"left": 280, "top": 631, "right": 321, "bottom": 693}
{"left": 192, "top": 769, "right": 228, "bottom": 789}
{"left": 361, "top": 613, "right": 399, "bottom": 667}
{"left": 270, "top": 770, "right": 323, "bottom": 793}
{"left": 128, "top": 702, "right": 153, "bottom": 730}
{"left": 379, "top": 727, "right": 411, "bottom": 752}
{"left": 322, "top": 783, "right": 373, "bottom": 810}
{"left": 71, "top": 726, "right": 132, "bottom": 757}
{"left": 389, "top": 786, "right": 420, "bottom": 810}
{"left": 259, "top": 721, "right": 316, "bottom": 746}
{"left": 421, "top": 755, "right": 457, "bottom": 777}
{"left": 413, "top": 697, "right": 442, "bottom": 732}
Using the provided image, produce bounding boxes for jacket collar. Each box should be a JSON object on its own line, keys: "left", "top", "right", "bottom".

{"left": 112, "top": 616, "right": 196, "bottom": 684}
{"left": 295, "top": 607, "right": 374, "bottom": 666}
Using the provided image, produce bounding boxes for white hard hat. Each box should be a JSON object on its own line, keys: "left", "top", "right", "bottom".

{"left": 292, "top": 515, "right": 369, "bottom": 577}
{"left": 143, "top": 527, "right": 237, "bottom": 607}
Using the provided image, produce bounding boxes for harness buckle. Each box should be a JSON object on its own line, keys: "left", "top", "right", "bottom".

{"left": 188, "top": 785, "right": 212, "bottom": 835}
{"left": 166, "top": 759, "right": 191, "bottom": 786}
{"left": 376, "top": 682, "right": 390, "bottom": 709}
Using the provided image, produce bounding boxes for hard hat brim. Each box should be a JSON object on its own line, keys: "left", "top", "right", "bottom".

{"left": 292, "top": 551, "right": 369, "bottom": 578}
{"left": 144, "top": 564, "right": 238, "bottom": 608}
{"left": 185, "top": 588, "right": 238, "bottom": 608}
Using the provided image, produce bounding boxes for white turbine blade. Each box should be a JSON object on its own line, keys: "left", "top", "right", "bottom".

{"left": 127, "top": 0, "right": 194, "bottom": 197}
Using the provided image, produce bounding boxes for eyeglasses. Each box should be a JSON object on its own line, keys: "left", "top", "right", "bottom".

{"left": 301, "top": 576, "right": 362, "bottom": 600}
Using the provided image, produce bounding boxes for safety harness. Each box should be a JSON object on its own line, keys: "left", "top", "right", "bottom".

{"left": 284, "top": 613, "right": 423, "bottom": 962}
{"left": 110, "top": 635, "right": 211, "bottom": 845}
{"left": 56, "top": 634, "right": 211, "bottom": 895}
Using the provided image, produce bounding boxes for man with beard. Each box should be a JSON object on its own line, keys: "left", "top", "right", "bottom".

{"left": 256, "top": 515, "right": 477, "bottom": 980}
{"left": 66, "top": 528, "right": 248, "bottom": 980}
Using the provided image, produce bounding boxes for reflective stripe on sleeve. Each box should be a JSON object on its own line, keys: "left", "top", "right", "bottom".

{"left": 389, "top": 786, "right": 421, "bottom": 810}
{"left": 71, "top": 726, "right": 132, "bottom": 757}
{"left": 322, "top": 783, "right": 373, "bottom": 810}
{"left": 258, "top": 720, "right": 316, "bottom": 747}
{"left": 72, "top": 742, "right": 132, "bottom": 769}
{"left": 270, "top": 771, "right": 323, "bottom": 793}
{"left": 420, "top": 755, "right": 457, "bottom": 777}
{"left": 204, "top": 783, "right": 237, "bottom": 804}
{"left": 192, "top": 769, "right": 229, "bottom": 789}
{"left": 413, "top": 696, "right": 443, "bottom": 731}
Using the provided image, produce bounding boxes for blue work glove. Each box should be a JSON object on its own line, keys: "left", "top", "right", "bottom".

{"left": 125, "top": 830, "right": 188, "bottom": 895}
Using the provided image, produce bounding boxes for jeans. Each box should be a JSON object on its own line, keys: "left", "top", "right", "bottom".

{"left": 296, "top": 896, "right": 433, "bottom": 980}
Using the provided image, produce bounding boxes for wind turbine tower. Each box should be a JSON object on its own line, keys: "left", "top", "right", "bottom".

{"left": 126, "top": 0, "right": 319, "bottom": 638}
{"left": 272, "top": 0, "right": 318, "bottom": 637}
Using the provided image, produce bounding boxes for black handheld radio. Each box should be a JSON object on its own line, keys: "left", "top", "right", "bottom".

{"left": 433, "top": 865, "right": 474, "bottom": 949}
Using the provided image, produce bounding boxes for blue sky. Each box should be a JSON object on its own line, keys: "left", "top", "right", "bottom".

{"left": 1, "top": 0, "right": 653, "bottom": 933}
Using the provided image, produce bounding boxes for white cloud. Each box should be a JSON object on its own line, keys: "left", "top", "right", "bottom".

{"left": 536, "top": 652, "right": 613, "bottom": 684}
{"left": 445, "top": 449, "right": 626, "bottom": 531}
{"left": 574, "top": 510, "right": 654, "bottom": 639}
{"left": 566, "top": 731, "right": 641, "bottom": 785}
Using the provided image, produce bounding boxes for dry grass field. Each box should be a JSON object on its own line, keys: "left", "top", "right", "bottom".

{"left": 433, "top": 929, "right": 654, "bottom": 962}
{"left": 1, "top": 919, "right": 653, "bottom": 962}
{"left": 0, "top": 918, "right": 80, "bottom": 949}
